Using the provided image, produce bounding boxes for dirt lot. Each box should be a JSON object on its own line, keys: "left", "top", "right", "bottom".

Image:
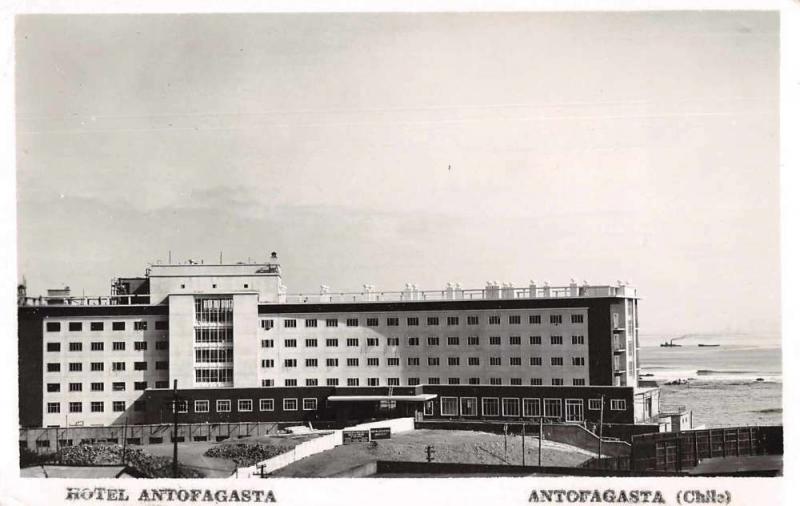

{"left": 272, "top": 429, "right": 595, "bottom": 477}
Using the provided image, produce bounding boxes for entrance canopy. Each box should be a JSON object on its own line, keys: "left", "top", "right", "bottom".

{"left": 327, "top": 394, "right": 437, "bottom": 403}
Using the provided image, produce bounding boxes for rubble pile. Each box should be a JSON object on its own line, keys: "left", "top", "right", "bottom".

{"left": 56, "top": 444, "right": 203, "bottom": 478}
{"left": 204, "top": 443, "right": 286, "bottom": 467}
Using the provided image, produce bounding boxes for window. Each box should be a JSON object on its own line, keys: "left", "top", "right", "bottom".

{"left": 283, "top": 398, "right": 298, "bottom": 411}
{"left": 427, "top": 337, "right": 439, "bottom": 346}
{"left": 326, "top": 378, "right": 339, "bottom": 386}
{"left": 112, "top": 362, "right": 125, "bottom": 371}
{"left": 530, "top": 378, "right": 543, "bottom": 385}
{"left": 467, "top": 316, "right": 479, "bottom": 325}
{"left": 448, "top": 377, "right": 460, "bottom": 385}
{"left": 156, "top": 341, "right": 169, "bottom": 350}
{"left": 346, "top": 338, "right": 359, "bottom": 347}
{"left": 325, "top": 318, "right": 338, "bottom": 327}
{"left": 347, "top": 378, "right": 359, "bottom": 386}
{"left": 112, "top": 321, "right": 125, "bottom": 331}
{"left": 469, "top": 377, "right": 480, "bottom": 385}
{"left": 523, "top": 398, "right": 541, "bottom": 417}
{"left": 488, "top": 316, "right": 500, "bottom": 325}
{"left": 238, "top": 399, "right": 253, "bottom": 412}
{"left": 447, "top": 357, "right": 460, "bottom": 366}
{"left": 134, "top": 321, "right": 147, "bottom": 331}
{"left": 573, "top": 379, "right": 586, "bottom": 385}
{"left": 509, "top": 336, "right": 521, "bottom": 345}
{"left": 346, "top": 318, "right": 358, "bottom": 327}
{"left": 588, "top": 399, "right": 602, "bottom": 410}
{"left": 468, "top": 357, "right": 480, "bottom": 366}
{"left": 326, "top": 338, "right": 338, "bottom": 347}
{"left": 156, "top": 361, "right": 168, "bottom": 370}
{"left": 406, "top": 357, "right": 419, "bottom": 366}
{"left": 490, "top": 377, "right": 502, "bottom": 385}
{"left": 447, "top": 316, "right": 459, "bottom": 326}
{"left": 346, "top": 358, "right": 359, "bottom": 367}
{"left": 284, "top": 359, "right": 297, "bottom": 368}
{"left": 69, "top": 362, "right": 83, "bottom": 372}
{"left": 551, "top": 378, "right": 564, "bottom": 385}
{"left": 530, "top": 357, "right": 542, "bottom": 366}
{"left": 284, "top": 339, "right": 297, "bottom": 348}
{"left": 91, "top": 401, "right": 104, "bottom": 413}
{"left": 90, "top": 362, "right": 103, "bottom": 371}
{"left": 447, "top": 336, "right": 460, "bottom": 346}
{"left": 509, "top": 315, "right": 521, "bottom": 325}
{"left": 134, "top": 341, "right": 147, "bottom": 351}
{"left": 489, "top": 336, "right": 501, "bottom": 345}
{"left": 387, "top": 317, "right": 399, "bottom": 327}
{"left": 260, "top": 399, "right": 274, "bottom": 411}
{"left": 47, "top": 402, "right": 60, "bottom": 413}
{"left": 155, "top": 380, "right": 169, "bottom": 388}
{"left": 502, "top": 398, "right": 521, "bottom": 417}
{"left": 366, "top": 318, "right": 379, "bottom": 327}
{"left": 367, "top": 358, "right": 380, "bottom": 366}
{"left": 408, "top": 377, "right": 420, "bottom": 386}
{"left": 90, "top": 322, "right": 104, "bottom": 331}
{"left": 572, "top": 357, "right": 585, "bottom": 366}
{"left": 261, "top": 319, "right": 274, "bottom": 330}
{"left": 69, "top": 342, "right": 82, "bottom": 352}
{"left": 427, "top": 377, "right": 440, "bottom": 385}
{"left": 482, "top": 398, "right": 500, "bottom": 416}
{"left": 440, "top": 397, "right": 459, "bottom": 416}
{"left": 550, "top": 315, "right": 563, "bottom": 325}
{"left": 90, "top": 342, "right": 104, "bottom": 351}
{"left": 113, "top": 342, "right": 125, "bottom": 351}
{"left": 155, "top": 320, "right": 168, "bottom": 330}
{"left": 427, "top": 317, "right": 439, "bottom": 326}
{"left": 91, "top": 382, "right": 104, "bottom": 392}
{"left": 303, "top": 398, "right": 318, "bottom": 411}
{"left": 261, "top": 359, "right": 274, "bottom": 368}
{"left": 529, "top": 315, "right": 542, "bottom": 324}
{"left": 510, "top": 357, "right": 522, "bottom": 366}
{"left": 134, "top": 381, "right": 147, "bottom": 390}
{"left": 69, "top": 322, "right": 82, "bottom": 332}
{"left": 284, "top": 319, "right": 297, "bottom": 328}
{"left": 47, "top": 363, "right": 61, "bottom": 372}
{"left": 489, "top": 357, "right": 501, "bottom": 366}
{"left": 47, "top": 383, "right": 60, "bottom": 392}
{"left": 572, "top": 335, "right": 585, "bottom": 345}
{"left": 408, "top": 337, "right": 419, "bottom": 346}
{"left": 610, "top": 399, "right": 627, "bottom": 411}
{"left": 69, "top": 402, "right": 82, "bottom": 413}
{"left": 194, "top": 400, "right": 209, "bottom": 413}
{"left": 305, "top": 338, "right": 318, "bottom": 347}
{"left": 510, "top": 378, "right": 522, "bottom": 385}
{"left": 544, "top": 399, "right": 562, "bottom": 418}
{"left": 261, "top": 379, "right": 274, "bottom": 387}
{"left": 134, "top": 400, "right": 145, "bottom": 412}
{"left": 326, "top": 358, "right": 339, "bottom": 367}
{"left": 305, "top": 358, "right": 318, "bottom": 367}
{"left": 47, "top": 342, "right": 61, "bottom": 352}
{"left": 112, "top": 382, "right": 126, "bottom": 391}
{"left": 551, "top": 357, "right": 564, "bottom": 366}
{"left": 259, "top": 339, "right": 274, "bottom": 350}
{"left": 551, "top": 336, "right": 563, "bottom": 345}
{"left": 407, "top": 317, "right": 419, "bottom": 326}
{"left": 69, "top": 382, "right": 82, "bottom": 392}
{"left": 386, "top": 337, "right": 400, "bottom": 346}
{"left": 530, "top": 335, "right": 542, "bottom": 345}
{"left": 216, "top": 400, "right": 231, "bottom": 412}
{"left": 571, "top": 314, "right": 584, "bottom": 324}
{"left": 427, "top": 357, "right": 440, "bottom": 366}
{"left": 468, "top": 336, "right": 480, "bottom": 345}
{"left": 46, "top": 322, "right": 61, "bottom": 332}
{"left": 305, "top": 379, "right": 318, "bottom": 386}
{"left": 305, "top": 319, "right": 318, "bottom": 328}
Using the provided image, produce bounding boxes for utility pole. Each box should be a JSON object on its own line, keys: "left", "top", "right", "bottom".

{"left": 521, "top": 422, "right": 526, "bottom": 466}
{"left": 597, "top": 395, "right": 605, "bottom": 462}
{"left": 121, "top": 417, "right": 128, "bottom": 466}
{"left": 503, "top": 423, "right": 508, "bottom": 460}
{"left": 172, "top": 379, "right": 179, "bottom": 478}
{"left": 425, "top": 445, "right": 435, "bottom": 463}
{"left": 538, "top": 417, "right": 543, "bottom": 469}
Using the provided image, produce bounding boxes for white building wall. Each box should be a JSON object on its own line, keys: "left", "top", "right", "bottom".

{"left": 168, "top": 295, "right": 195, "bottom": 389}
{"left": 233, "top": 293, "right": 259, "bottom": 388}
{"left": 148, "top": 264, "right": 282, "bottom": 304}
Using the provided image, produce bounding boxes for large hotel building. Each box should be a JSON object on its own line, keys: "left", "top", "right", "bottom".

{"left": 18, "top": 254, "right": 669, "bottom": 432}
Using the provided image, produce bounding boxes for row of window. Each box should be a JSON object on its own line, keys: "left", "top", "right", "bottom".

{"left": 435, "top": 396, "right": 625, "bottom": 418}
{"left": 259, "top": 377, "right": 587, "bottom": 387}
{"left": 170, "top": 398, "right": 317, "bottom": 414}
{"left": 46, "top": 361, "right": 168, "bottom": 372}
{"left": 46, "top": 341, "right": 168, "bottom": 352}
{"left": 45, "top": 321, "right": 166, "bottom": 332}
{"left": 263, "top": 335, "right": 585, "bottom": 349}
{"left": 46, "top": 380, "right": 156, "bottom": 392}
{"left": 263, "top": 356, "right": 587, "bottom": 368}
{"left": 47, "top": 400, "right": 131, "bottom": 414}
{"left": 265, "top": 314, "right": 584, "bottom": 329}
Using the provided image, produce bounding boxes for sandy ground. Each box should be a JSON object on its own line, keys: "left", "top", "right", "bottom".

{"left": 271, "top": 429, "right": 595, "bottom": 477}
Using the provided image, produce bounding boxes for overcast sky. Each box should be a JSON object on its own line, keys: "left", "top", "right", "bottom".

{"left": 15, "top": 12, "right": 779, "bottom": 340}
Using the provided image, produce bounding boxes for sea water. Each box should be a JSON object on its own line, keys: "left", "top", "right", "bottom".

{"left": 638, "top": 345, "right": 782, "bottom": 428}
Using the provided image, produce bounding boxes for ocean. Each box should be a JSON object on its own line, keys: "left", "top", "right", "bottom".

{"left": 638, "top": 344, "right": 782, "bottom": 428}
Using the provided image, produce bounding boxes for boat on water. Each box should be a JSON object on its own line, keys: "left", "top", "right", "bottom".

{"left": 697, "top": 344, "right": 720, "bottom": 347}
{"left": 660, "top": 340, "right": 682, "bottom": 347}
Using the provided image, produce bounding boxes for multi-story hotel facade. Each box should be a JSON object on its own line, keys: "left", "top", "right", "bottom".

{"left": 18, "top": 254, "right": 664, "bottom": 431}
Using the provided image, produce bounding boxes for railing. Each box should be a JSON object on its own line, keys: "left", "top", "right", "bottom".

{"left": 18, "top": 294, "right": 152, "bottom": 307}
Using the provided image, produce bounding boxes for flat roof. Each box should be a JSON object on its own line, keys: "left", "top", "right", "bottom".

{"left": 328, "top": 394, "right": 438, "bottom": 402}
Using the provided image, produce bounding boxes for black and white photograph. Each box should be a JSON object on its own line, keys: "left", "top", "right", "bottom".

{"left": 2, "top": 2, "right": 797, "bottom": 505}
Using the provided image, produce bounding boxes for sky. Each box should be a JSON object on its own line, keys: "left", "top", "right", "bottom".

{"left": 14, "top": 11, "right": 780, "bottom": 340}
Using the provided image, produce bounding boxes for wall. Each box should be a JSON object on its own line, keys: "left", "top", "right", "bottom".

{"left": 233, "top": 293, "right": 259, "bottom": 388}
{"left": 148, "top": 264, "right": 282, "bottom": 304}
{"left": 168, "top": 295, "right": 195, "bottom": 390}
